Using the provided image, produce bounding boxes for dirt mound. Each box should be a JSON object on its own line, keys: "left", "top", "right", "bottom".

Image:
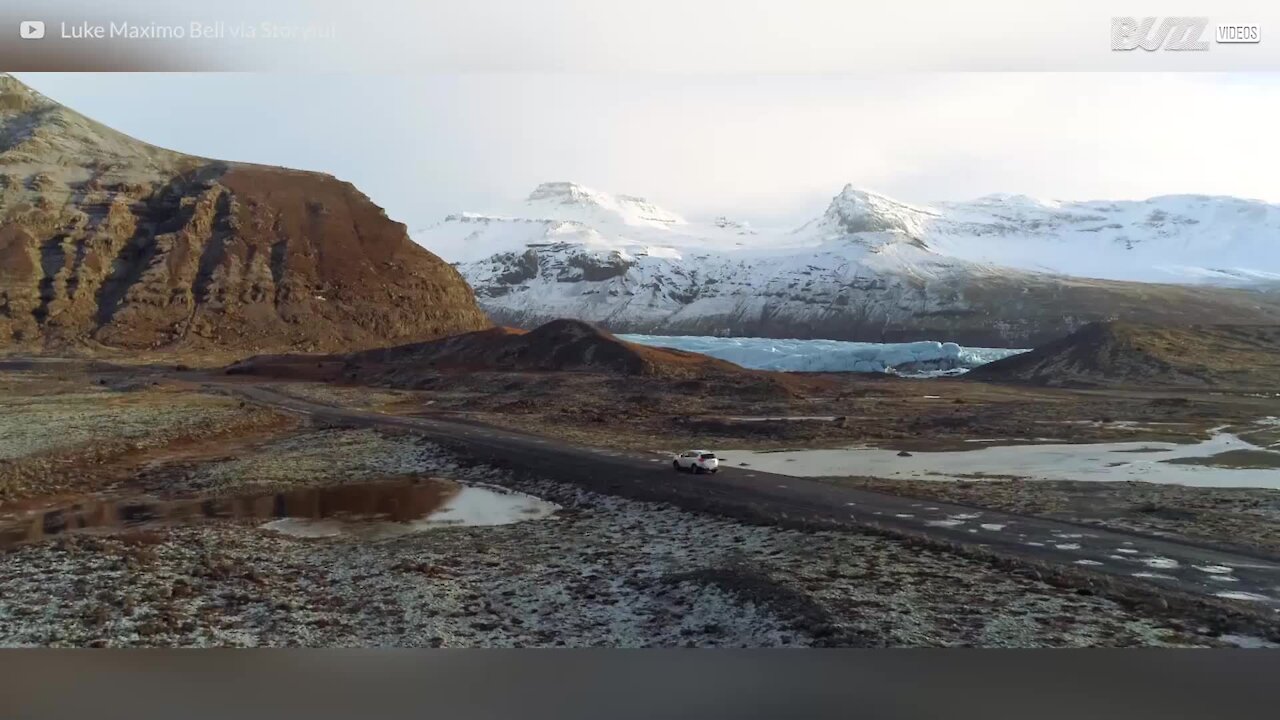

{"left": 969, "top": 322, "right": 1280, "bottom": 389}
{"left": 366, "top": 319, "right": 740, "bottom": 375}
{"left": 0, "top": 74, "right": 490, "bottom": 355}
{"left": 231, "top": 319, "right": 749, "bottom": 380}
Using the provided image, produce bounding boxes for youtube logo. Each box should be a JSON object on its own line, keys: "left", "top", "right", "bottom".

{"left": 20, "top": 20, "right": 45, "bottom": 39}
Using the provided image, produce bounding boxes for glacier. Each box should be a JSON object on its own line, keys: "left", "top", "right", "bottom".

{"left": 617, "top": 334, "right": 1029, "bottom": 375}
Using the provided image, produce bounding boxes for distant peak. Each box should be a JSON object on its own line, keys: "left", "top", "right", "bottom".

{"left": 831, "top": 184, "right": 925, "bottom": 209}
{"left": 522, "top": 181, "right": 685, "bottom": 226}
{"left": 971, "top": 192, "right": 1060, "bottom": 209}
{"left": 813, "top": 184, "right": 934, "bottom": 238}
{"left": 527, "top": 181, "right": 605, "bottom": 205}
{"left": 835, "top": 184, "right": 887, "bottom": 199}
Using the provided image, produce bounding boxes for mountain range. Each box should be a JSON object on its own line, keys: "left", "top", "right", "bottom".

{"left": 3, "top": 70, "right": 1276, "bottom": 356}
{"left": 422, "top": 182, "right": 1280, "bottom": 346}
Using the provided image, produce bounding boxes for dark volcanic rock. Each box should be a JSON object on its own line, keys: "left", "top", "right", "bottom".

{"left": 969, "top": 321, "right": 1280, "bottom": 389}
{"left": 230, "top": 318, "right": 750, "bottom": 380}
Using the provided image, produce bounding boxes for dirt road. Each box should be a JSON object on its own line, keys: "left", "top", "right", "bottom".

{"left": 219, "top": 381, "right": 1280, "bottom": 618}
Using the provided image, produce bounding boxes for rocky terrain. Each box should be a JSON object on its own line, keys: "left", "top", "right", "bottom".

{"left": 427, "top": 182, "right": 1280, "bottom": 346}
{"left": 0, "top": 74, "right": 489, "bottom": 356}
{"left": 228, "top": 319, "right": 771, "bottom": 386}
{"left": 3, "top": 357, "right": 1279, "bottom": 646}
{"left": 228, "top": 352, "right": 1280, "bottom": 559}
{"left": 0, "top": 364, "right": 1233, "bottom": 647}
{"left": 0, "top": 362, "right": 296, "bottom": 506}
{"left": 827, "top": 475, "right": 1280, "bottom": 560}
{"left": 970, "top": 322, "right": 1280, "bottom": 389}
{"left": 229, "top": 344, "right": 1278, "bottom": 455}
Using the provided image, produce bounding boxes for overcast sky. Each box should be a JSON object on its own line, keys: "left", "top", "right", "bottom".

{"left": 15, "top": 72, "right": 1280, "bottom": 233}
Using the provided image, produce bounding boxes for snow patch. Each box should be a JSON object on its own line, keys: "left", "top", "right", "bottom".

{"left": 725, "top": 431, "right": 1280, "bottom": 489}
{"left": 1214, "top": 591, "right": 1272, "bottom": 602}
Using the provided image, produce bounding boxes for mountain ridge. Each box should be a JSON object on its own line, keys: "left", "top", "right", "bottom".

{"left": 0, "top": 73, "right": 491, "bottom": 355}
{"left": 427, "top": 181, "right": 1280, "bottom": 346}
{"left": 423, "top": 181, "right": 1280, "bottom": 284}
{"left": 968, "top": 321, "right": 1280, "bottom": 389}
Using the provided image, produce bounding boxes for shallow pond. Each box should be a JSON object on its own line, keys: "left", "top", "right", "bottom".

{"left": 0, "top": 478, "right": 559, "bottom": 547}
{"left": 728, "top": 430, "right": 1280, "bottom": 489}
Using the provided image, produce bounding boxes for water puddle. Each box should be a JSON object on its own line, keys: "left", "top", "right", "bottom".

{"left": 0, "top": 478, "right": 559, "bottom": 548}
{"left": 726, "top": 425, "right": 1280, "bottom": 489}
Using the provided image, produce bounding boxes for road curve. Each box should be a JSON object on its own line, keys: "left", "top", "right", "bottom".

{"left": 220, "top": 381, "right": 1280, "bottom": 613}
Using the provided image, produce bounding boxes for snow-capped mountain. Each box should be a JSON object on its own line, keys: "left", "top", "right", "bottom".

{"left": 416, "top": 181, "right": 786, "bottom": 263}
{"left": 815, "top": 186, "right": 1280, "bottom": 286}
{"left": 524, "top": 181, "right": 687, "bottom": 228}
{"left": 416, "top": 183, "right": 1280, "bottom": 346}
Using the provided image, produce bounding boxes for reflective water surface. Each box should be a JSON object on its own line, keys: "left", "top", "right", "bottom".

{"left": 0, "top": 478, "right": 559, "bottom": 547}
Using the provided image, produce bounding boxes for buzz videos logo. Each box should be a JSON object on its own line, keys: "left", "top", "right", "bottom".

{"left": 1112, "top": 17, "right": 1261, "bottom": 51}
{"left": 1112, "top": 17, "right": 1209, "bottom": 50}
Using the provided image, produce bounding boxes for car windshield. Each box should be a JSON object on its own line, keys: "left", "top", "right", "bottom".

{"left": 700, "top": 453, "right": 716, "bottom": 459}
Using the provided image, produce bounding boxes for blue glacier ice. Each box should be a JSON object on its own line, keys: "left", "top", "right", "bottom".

{"left": 617, "top": 334, "right": 1028, "bottom": 375}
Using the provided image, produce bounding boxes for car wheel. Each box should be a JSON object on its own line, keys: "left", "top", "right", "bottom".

{"left": 693, "top": 465, "right": 704, "bottom": 475}
{"left": 673, "top": 460, "right": 681, "bottom": 471}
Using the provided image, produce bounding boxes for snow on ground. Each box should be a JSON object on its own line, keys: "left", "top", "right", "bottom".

{"left": 727, "top": 427, "right": 1280, "bottom": 489}
{"left": 618, "top": 334, "right": 1027, "bottom": 374}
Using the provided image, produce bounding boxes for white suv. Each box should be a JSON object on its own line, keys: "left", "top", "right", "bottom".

{"left": 673, "top": 450, "right": 719, "bottom": 474}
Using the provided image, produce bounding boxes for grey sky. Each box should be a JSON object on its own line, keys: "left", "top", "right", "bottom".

{"left": 14, "top": 72, "right": 1280, "bottom": 234}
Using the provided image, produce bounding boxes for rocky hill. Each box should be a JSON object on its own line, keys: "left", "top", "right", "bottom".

{"left": 968, "top": 322, "right": 1280, "bottom": 388}
{"left": 425, "top": 183, "right": 1280, "bottom": 347}
{"left": 229, "top": 318, "right": 744, "bottom": 381}
{"left": 0, "top": 74, "right": 490, "bottom": 355}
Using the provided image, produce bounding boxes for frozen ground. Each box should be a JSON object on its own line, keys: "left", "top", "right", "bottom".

{"left": 0, "top": 381, "right": 250, "bottom": 461}
{"left": 728, "top": 424, "right": 1280, "bottom": 489}
{"left": 0, "top": 432, "right": 1221, "bottom": 648}
{"left": 619, "top": 334, "right": 1027, "bottom": 374}
{"left": 0, "top": 369, "right": 291, "bottom": 505}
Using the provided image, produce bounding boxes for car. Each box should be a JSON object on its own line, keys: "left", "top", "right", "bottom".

{"left": 673, "top": 449, "right": 719, "bottom": 474}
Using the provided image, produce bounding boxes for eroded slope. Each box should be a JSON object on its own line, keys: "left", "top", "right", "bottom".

{"left": 0, "top": 74, "right": 489, "bottom": 354}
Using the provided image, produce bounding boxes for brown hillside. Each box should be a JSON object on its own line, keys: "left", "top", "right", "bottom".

{"left": 0, "top": 74, "right": 490, "bottom": 355}
{"left": 968, "top": 321, "right": 1280, "bottom": 389}
{"left": 229, "top": 318, "right": 750, "bottom": 381}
